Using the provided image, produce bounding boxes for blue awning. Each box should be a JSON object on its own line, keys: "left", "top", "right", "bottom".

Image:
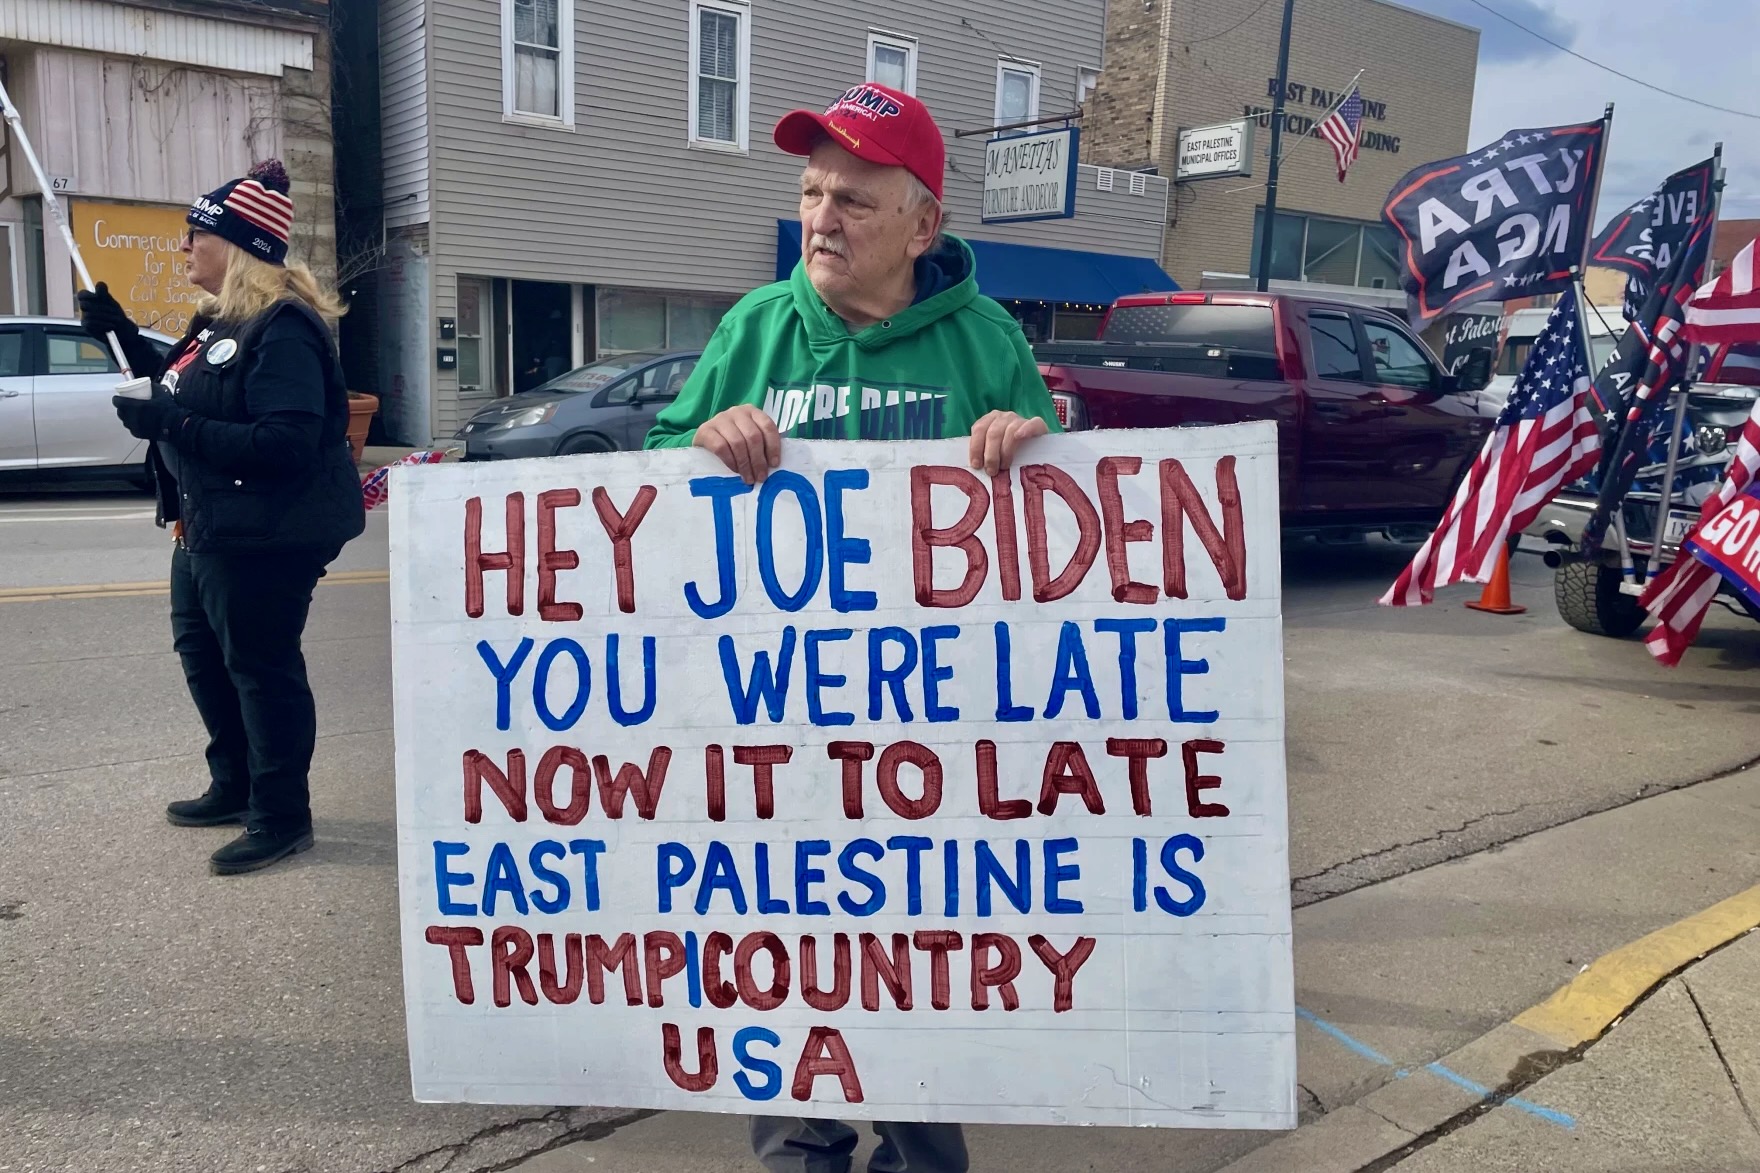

{"left": 776, "top": 220, "right": 1178, "bottom": 305}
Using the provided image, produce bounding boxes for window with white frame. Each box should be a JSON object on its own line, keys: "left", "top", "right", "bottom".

{"left": 867, "top": 30, "right": 918, "bottom": 94}
{"left": 456, "top": 277, "right": 494, "bottom": 393}
{"left": 690, "top": 0, "right": 750, "bottom": 150}
{"left": 995, "top": 58, "right": 1040, "bottom": 125}
{"left": 502, "top": 0, "right": 573, "bottom": 125}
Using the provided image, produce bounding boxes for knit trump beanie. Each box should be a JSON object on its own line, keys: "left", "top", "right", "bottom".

{"left": 187, "top": 159, "right": 294, "bottom": 266}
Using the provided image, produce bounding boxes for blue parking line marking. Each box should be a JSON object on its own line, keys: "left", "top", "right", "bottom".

{"left": 1423, "top": 1063, "right": 1577, "bottom": 1130}
{"left": 1297, "top": 1007, "right": 1576, "bottom": 1130}
{"left": 1295, "top": 1007, "right": 1402, "bottom": 1071}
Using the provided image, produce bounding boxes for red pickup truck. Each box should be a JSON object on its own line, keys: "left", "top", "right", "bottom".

{"left": 1036, "top": 291, "right": 1497, "bottom": 538}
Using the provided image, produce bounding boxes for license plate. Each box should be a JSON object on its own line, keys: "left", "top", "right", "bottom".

{"left": 1663, "top": 512, "right": 1696, "bottom": 547}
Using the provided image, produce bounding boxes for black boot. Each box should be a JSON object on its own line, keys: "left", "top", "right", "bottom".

{"left": 209, "top": 826, "right": 314, "bottom": 875}
{"left": 166, "top": 790, "right": 248, "bottom": 827}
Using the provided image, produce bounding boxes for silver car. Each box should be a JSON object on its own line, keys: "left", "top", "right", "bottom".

{"left": 0, "top": 316, "right": 176, "bottom": 488}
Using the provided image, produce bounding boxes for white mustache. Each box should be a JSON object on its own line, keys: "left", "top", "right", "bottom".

{"left": 808, "top": 234, "right": 847, "bottom": 258}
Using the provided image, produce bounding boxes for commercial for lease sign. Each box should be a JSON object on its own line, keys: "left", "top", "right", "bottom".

{"left": 391, "top": 425, "right": 1295, "bottom": 1127}
{"left": 68, "top": 201, "right": 201, "bottom": 337}
{"left": 983, "top": 127, "right": 1078, "bottom": 223}
{"left": 1176, "top": 121, "right": 1256, "bottom": 182}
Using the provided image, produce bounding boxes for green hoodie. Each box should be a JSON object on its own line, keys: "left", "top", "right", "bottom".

{"left": 644, "top": 234, "right": 1061, "bottom": 448}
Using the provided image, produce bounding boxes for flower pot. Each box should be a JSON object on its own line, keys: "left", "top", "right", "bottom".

{"left": 346, "top": 392, "right": 379, "bottom": 464}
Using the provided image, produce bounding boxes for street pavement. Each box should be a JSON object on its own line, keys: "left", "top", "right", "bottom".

{"left": 2, "top": 484, "right": 1759, "bottom": 1173}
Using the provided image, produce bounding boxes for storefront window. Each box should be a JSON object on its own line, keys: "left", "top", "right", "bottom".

{"left": 1304, "top": 217, "right": 1359, "bottom": 286}
{"left": 1052, "top": 308, "right": 1104, "bottom": 341}
{"left": 667, "top": 296, "right": 731, "bottom": 350}
{"left": 599, "top": 289, "right": 736, "bottom": 355}
{"left": 600, "top": 290, "right": 668, "bottom": 353}
{"left": 1251, "top": 210, "right": 1402, "bottom": 289}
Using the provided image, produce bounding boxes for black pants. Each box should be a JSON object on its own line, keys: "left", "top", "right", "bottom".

{"left": 169, "top": 544, "right": 334, "bottom": 833}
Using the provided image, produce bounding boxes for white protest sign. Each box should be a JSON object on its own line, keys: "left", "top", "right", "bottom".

{"left": 392, "top": 424, "right": 1293, "bottom": 1128}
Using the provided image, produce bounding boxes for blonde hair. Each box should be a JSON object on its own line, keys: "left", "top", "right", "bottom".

{"left": 198, "top": 242, "right": 347, "bottom": 326}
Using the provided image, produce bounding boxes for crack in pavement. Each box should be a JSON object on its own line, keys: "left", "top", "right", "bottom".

{"left": 1291, "top": 803, "right": 1538, "bottom": 903}
{"left": 1291, "top": 751, "right": 1760, "bottom": 908}
{"left": 1683, "top": 977, "right": 1760, "bottom": 1140}
{"left": 374, "top": 1108, "right": 652, "bottom": 1173}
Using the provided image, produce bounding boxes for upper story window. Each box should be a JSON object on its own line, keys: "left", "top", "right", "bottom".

{"left": 867, "top": 30, "right": 918, "bottom": 95}
{"left": 503, "top": 0, "right": 574, "bottom": 126}
{"left": 690, "top": 0, "right": 751, "bottom": 151}
{"left": 995, "top": 58, "right": 1040, "bottom": 125}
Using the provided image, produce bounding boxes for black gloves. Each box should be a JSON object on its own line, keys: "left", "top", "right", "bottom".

{"left": 113, "top": 384, "right": 186, "bottom": 443}
{"left": 76, "top": 282, "right": 139, "bottom": 345}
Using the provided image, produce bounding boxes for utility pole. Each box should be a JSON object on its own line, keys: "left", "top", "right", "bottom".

{"left": 1253, "top": 0, "right": 1297, "bottom": 292}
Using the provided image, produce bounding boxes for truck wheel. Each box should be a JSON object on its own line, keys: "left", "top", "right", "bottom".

{"left": 1554, "top": 561, "right": 1646, "bottom": 638}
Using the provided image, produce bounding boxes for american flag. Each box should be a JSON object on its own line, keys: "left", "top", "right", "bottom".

{"left": 362, "top": 450, "right": 445, "bottom": 511}
{"left": 1639, "top": 241, "right": 1760, "bottom": 664}
{"left": 1640, "top": 397, "right": 1760, "bottom": 664}
{"left": 1382, "top": 289, "right": 1600, "bottom": 606}
{"left": 1581, "top": 212, "right": 1715, "bottom": 554}
{"left": 1685, "top": 236, "right": 1760, "bottom": 347}
{"left": 1706, "top": 341, "right": 1760, "bottom": 387}
{"left": 1317, "top": 87, "right": 1364, "bottom": 183}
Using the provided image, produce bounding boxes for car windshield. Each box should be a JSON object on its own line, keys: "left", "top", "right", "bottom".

{"left": 537, "top": 353, "right": 662, "bottom": 393}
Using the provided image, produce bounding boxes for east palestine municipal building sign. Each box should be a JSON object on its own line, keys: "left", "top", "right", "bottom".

{"left": 1243, "top": 78, "right": 1403, "bottom": 156}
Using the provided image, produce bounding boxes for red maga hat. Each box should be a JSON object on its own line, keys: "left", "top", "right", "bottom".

{"left": 774, "top": 82, "right": 946, "bottom": 202}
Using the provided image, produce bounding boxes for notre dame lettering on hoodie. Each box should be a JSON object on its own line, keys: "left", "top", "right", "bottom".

{"left": 644, "top": 235, "right": 1062, "bottom": 448}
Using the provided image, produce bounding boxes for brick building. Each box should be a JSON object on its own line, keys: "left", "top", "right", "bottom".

{"left": 1083, "top": 0, "right": 1480, "bottom": 292}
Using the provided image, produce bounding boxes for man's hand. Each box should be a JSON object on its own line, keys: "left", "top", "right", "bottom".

{"left": 968, "top": 410, "right": 1050, "bottom": 477}
{"left": 693, "top": 405, "right": 781, "bottom": 485}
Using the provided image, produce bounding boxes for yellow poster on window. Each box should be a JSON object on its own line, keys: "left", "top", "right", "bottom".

{"left": 68, "top": 201, "right": 200, "bottom": 340}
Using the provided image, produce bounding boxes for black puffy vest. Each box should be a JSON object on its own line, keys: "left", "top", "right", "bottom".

{"left": 151, "top": 299, "right": 366, "bottom": 555}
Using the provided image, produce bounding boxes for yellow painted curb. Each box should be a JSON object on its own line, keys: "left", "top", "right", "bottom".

{"left": 1514, "top": 883, "right": 1760, "bottom": 1050}
{"left": 0, "top": 569, "right": 389, "bottom": 605}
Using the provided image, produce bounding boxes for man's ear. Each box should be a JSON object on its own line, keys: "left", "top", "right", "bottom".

{"left": 905, "top": 203, "right": 944, "bottom": 260}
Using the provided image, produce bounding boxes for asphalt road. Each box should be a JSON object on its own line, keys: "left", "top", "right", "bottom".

{"left": 2, "top": 486, "right": 1758, "bottom": 1173}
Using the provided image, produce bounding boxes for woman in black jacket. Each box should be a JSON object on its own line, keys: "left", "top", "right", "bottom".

{"left": 78, "top": 160, "right": 366, "bottom": 875}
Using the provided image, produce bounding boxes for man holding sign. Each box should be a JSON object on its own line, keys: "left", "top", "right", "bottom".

{"left": 645, "top": 81, "right": 1058, "bottom": 482}
{"left": 390, "top": 78, "right": 1293, "bottom": 1173}
{"left": 647, "top": 80, "right": 1057, "bottom": 1173}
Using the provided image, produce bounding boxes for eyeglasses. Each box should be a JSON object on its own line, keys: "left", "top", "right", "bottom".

{"left": 183, "top": 228, "right": 211, "bottom": 246}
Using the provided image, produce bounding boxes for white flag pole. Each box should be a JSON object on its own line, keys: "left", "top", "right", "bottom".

{"left": 0, "top": 75, "right": 135, "bottom": 379}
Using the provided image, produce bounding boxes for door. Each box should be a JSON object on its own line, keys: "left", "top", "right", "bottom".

{"left": 511, "top": 280, "right": 573, "bottom": 394}
{"left": 1298, "top": 309, "right": 1389, "bottom": 514}
{"left": 0, "top": 325, "right": 33, "bottom": 468}
{"left": 34, "top": 326, "right": 142, "bottom": 469}
{"left": 1360, "top": 316, "right": 1485, "bottom": 510}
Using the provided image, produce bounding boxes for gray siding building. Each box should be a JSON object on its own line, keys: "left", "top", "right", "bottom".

{"left": 367, "top": 0, "right": 1174, "bottom": 444}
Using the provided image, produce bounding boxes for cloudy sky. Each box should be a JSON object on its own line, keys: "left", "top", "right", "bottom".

{"left": 1398, "top": 0, "right": 1760, "bottom": 223}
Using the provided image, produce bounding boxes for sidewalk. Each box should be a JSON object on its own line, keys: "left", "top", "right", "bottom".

{"left": 1391, "top": 926, "right": 1760, "bottom": 1172}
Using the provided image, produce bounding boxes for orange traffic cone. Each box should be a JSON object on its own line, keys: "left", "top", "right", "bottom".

{"left": 1465, "top": 541, "right": 1526, "bottom": 615}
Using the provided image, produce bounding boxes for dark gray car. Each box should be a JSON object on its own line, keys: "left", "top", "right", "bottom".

{"left": 456, "top": 350, "right": 701, "bottom": 460}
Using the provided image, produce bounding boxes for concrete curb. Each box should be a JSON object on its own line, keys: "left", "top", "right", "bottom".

{"left": 1219, "top": 883, "right": 1760, "bottom": 1173}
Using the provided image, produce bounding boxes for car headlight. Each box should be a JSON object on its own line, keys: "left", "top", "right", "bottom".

{"left": 481, "top": 404, "right": 558, "bottom": 432}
